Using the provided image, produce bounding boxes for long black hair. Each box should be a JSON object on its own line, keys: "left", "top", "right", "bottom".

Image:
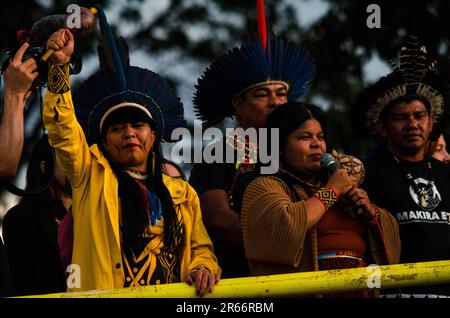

{"left": 25, "top": 135, "right": 54, "bottom": 192}
{"left": 99, "top": 108, "right": 183, "bottom": 257}
{"left": 23, "top": 135, "right": 67, "bottom": 220}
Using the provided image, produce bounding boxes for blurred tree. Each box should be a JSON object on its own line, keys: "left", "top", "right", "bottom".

{"left": 119, "top": 0, "right": 450, "bottom": 157}
{"left": 2, "top": 0, "right": 450, "bottom": 206}
{"left": 303, "top": 0, "right": 450, "bottom": 156}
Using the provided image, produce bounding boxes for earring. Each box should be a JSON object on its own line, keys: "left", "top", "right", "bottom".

{"left": 151, "top": 152, "right": 156, "bottom": 176}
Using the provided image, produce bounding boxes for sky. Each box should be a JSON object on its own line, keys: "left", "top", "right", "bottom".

{"left": 79, "top": 0, "right": 392, "bottom": 122}
{"left": 0, "top": 0, "right": 392, "bottom": 225}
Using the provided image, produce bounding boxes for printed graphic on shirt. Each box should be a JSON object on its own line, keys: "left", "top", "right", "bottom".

{"left": 396, "top": 210, "right": 450, "bottom": 224}
{"left": 395, "top": 177, "right": 450, "bottom": 225}
{"left": 408, "top": 177, "right": 441, "bottom": 211}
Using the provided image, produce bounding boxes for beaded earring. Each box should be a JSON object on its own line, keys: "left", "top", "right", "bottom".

{"left": 150, "top": 151, "right": 156, "bottom": 177}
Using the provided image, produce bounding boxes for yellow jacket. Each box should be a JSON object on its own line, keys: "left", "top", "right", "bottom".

{"left": 43, "top": 90, "right": 220, "bottom": 292}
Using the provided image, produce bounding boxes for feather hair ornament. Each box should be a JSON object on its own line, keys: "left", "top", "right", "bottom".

{"left": 73, "top": 5, "right": 185, "bottom": 145}
{"left": 257, "top": 0, "right": 267, "bottom": 50}
{"left": 352, "top": 36, "right": 450, "bottom": 140}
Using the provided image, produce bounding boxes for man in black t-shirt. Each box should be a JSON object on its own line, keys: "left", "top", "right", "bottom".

{"left": 189, "top": 4, "right": 316, "bottom": 278}
{"left": 353, "top": 38, "right": 450, "bottom": 296}
{"left": 363, "top": 148, "right": 450, "bottom": 295}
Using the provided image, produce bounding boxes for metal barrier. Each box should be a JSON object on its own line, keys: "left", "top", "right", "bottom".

{"left": 22, "top": 260, "right": 450, "bottom": 298}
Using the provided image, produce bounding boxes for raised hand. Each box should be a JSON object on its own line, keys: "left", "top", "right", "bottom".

{"left": 46, "top": 29, "right": 74, "bottom": 65}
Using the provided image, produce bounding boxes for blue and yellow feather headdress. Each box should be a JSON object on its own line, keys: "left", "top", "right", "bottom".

{"left": 73, "top": 6, "right": 185, "bottom": 144}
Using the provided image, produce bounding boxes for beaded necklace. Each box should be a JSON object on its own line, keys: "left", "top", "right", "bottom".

{"left": 124, "top": 169, "right": 148, "bottom": 180}
{"left": 226, "top": 133, "right": 258, "bottom": 208}
{"left": 225, "top": 133, "right": 258, "bottom": 170}
{"left": 392, "top": 155, "right": 434, "bottom": 209}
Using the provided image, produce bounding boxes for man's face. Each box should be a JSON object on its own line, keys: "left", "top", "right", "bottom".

{"left": 381, "top": 100, "right": 434, "bottom": 157}
{"left": 232, "top": 83, "right": 288, "bottom": 129}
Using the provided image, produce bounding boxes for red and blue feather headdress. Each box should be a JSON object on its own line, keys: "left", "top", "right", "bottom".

{"left": 73, "top": 6, "right": 185, "bottom": 144}
{"left": 193, "top": 0, "right": 316, "bottom": 127}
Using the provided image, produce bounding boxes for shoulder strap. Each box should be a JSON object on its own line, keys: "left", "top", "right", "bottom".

{"left": 229, "top": 165, "right": 260, "bottom": 213}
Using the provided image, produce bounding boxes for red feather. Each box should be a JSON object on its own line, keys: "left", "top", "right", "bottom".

{"left": 256, "top": 0, "right": 267, "bottom": 50}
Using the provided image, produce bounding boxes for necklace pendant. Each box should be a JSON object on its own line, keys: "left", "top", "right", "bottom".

{"left": 419, "top": 193, "right": 426, "bottom": 209}
{"left": 392, "top": 155, "right": 435, "bottom": 210}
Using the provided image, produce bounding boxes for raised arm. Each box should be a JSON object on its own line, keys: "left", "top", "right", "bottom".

{"left": 42, "top": 29, "right": 91, "bottom": 188}
{"left": 0, "top": 43, "right": 38, "bottom": 179}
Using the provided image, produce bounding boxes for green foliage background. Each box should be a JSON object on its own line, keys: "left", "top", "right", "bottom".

{"left": 1, "top": 0, "right": 450, "bottom": 204}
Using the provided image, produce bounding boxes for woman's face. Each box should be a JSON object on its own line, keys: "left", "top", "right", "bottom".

{"left": 282, "top": 118, "right": 326, "bottom": 181}
{"left": 431, "top": 134, "right": 450, "bottom": 163}
{"left": 102, "top": 121, "right": 155, "bottom": 173}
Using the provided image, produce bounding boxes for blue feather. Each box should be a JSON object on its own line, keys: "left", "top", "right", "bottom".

{"left": 96, "top": 6, "right": 126, "bottom": 91}
{"left": 73, "top": 6, "right": 185, "bottom": 145}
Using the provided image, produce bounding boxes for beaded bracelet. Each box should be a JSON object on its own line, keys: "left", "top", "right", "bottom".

{"left": 48, "top": 63, "right": 71, "bottom": 94}
{"left": 312, "top": 186, "right": 339, "bottom": 210}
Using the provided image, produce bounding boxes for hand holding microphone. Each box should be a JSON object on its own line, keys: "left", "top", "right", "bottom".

{"left": 320, "top": 153, "right": 357, "bottom": 196}
{"left": 321, "top": 153, "right": 375, "bottom": 220}
{"left": 345, "top": 187, "right": 376, "bottom": 220}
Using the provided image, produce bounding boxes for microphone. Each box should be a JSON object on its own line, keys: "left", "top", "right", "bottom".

{"left": 321, "top": 153, "right": 368, "bottom": 217}
{"left": 320, "top": 153, "right": 338, "bottom": 172}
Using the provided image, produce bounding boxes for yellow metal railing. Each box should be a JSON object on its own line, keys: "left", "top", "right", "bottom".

{"left": 22, "top": 260, "right": 450, "bottom": 298}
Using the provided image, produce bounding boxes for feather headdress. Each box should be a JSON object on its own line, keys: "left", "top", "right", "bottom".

{"left": 193, "top": 0, "right": 316, "bottom": 127}
{"left": 352, "top": 36, "right": 450, "bottom": 139}
{"left": 73, "top": 6, "right": 185, "bottom": 144}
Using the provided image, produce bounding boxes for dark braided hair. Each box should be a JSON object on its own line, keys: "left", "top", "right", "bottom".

{"left": 22, "top": 135, "right": 68, "bottom": 220}
{"left": 99, "top": 108, "right": 183, "bottom": 256}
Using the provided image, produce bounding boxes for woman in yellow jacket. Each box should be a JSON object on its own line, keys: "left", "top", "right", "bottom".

{"left": 42, "top": 13, "right": 220, "bottom": 295}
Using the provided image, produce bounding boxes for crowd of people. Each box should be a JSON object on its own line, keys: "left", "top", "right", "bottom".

{"left": 1, "top": 3, "right": 450, "bottom": 298}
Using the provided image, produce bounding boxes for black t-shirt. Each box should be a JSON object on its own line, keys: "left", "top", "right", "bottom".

{"left": 189, "top": 161, "right": 235, "bottom": 195}
{"left": 188, "top": 139, "right": 250, "bottom": 278}
{"left": 189, "top": 138, "right": 236, "bottom": 195}
{"left": 0, "top": 237, "right": 12, "bottom": 296}
{"left": 363, "top": 148, "right": 450, "bottom": 295}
